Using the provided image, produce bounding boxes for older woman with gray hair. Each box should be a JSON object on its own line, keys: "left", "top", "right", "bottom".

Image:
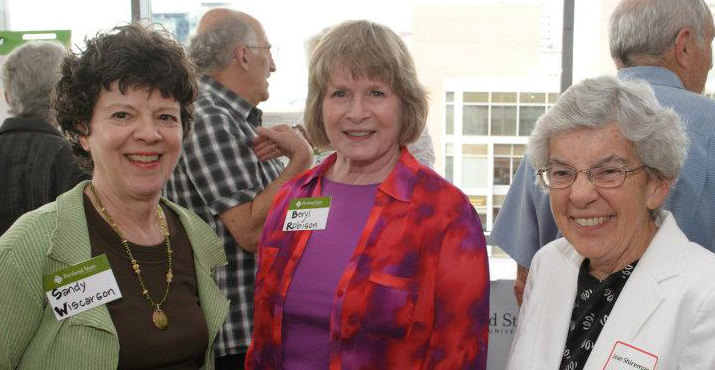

{"left": 507, "top": 75, "right": 715, "bottom": 369}
{"left": 0, "top": 41, "right": 85, "bottom": 235}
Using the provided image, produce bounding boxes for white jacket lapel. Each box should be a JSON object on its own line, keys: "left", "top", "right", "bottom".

{"left": 584, "top": 212, "right": 684, "bottom": 369}
{"left": 534, "top": 242, "right": 583, "bottom": 368}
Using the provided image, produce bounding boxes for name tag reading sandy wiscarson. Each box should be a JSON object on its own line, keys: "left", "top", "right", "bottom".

{"left": 283, "top": 196, "right": 332, "bottom": 231}
{"left": 43, "top": 254, "right": 122, "bottom": 321}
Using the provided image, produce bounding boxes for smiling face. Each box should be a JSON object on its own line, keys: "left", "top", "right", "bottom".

{"left": 321, "top": 67, "right": 403, "bottom": 175}
{"left": 79, "top": 83, "right": 183, "bottom": 202}
{"left": 548, "top": 123, "right": 669, "bottom": 271}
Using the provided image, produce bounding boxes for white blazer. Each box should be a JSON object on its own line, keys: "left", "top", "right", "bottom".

{"left": 506, "top": 211, "right": 715, "bottom": 370}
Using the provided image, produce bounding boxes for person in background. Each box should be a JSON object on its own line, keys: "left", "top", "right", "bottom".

{"left": 0, "top": 23, "right": 228, "bottom": 369}
{"left": 490, "top": 0, "right": 715, "bottom": 306}
{"left": 507, "top": 75, "right": 715, "bottom": 369}
{"left": 0, "top": 41, "right": 86, "bottom": 235}
{"left": 164, "top": 9, "right": 313, "bottom": 370}
{"left": 247, "top": 20, "right": 489, "bottom": 369}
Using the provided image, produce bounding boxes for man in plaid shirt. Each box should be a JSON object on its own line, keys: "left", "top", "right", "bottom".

{"left": 165, "top": 9, "right": 313, "bottom": 370}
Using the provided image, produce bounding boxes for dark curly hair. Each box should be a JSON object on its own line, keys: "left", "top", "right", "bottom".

{"left": 54, "top": 22, "right": 197, "bottom": 172}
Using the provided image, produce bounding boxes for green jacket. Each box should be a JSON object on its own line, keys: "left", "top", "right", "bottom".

{"left": 0, "top": 181, "right": 229, "bottom": 369}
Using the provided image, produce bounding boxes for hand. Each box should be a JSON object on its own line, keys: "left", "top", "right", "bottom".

{"left": 254, "top": 124, "right": 313, "bottom": 166}
{"left": 514, "top": 265, "right": 529, "bottom": 307}
{"left": 254, "top": 130, "right": 286, "bottom": 161}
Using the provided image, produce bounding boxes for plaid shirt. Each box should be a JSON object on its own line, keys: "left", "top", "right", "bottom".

{"left": 247, "top": 149, "right": 490, "bottom": 369}
{"left": 165, "top": 76, "right": 284, "bottom": 357}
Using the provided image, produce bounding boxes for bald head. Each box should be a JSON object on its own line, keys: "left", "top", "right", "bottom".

{"left": 189, "top": 8, "right": 259, "bottom": 75}
{"left": 197, "top": 9, "right": 250, "bottom": 36}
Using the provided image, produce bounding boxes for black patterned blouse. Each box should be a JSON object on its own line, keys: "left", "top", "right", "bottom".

{"left": 558, "top": 259, "right": 638, "bottom": 370}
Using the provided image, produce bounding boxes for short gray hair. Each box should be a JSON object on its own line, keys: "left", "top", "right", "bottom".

{"left": 189, "top": 14, "right": 257, "bottom": 75}
{"left": 610, "top": 0, "right": 711, "bottom": 66}
{"left": 528, "top": 75, "right": 688, "bottom": 185}
{"left": 1, "top": 41, "right": 66, "bottom": 123}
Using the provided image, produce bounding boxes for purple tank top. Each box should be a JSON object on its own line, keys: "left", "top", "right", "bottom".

{"left": 281, "top": 178, "right": 379, "bottom": 369}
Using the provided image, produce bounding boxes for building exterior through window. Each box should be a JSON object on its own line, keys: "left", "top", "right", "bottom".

{"left": 442, "top": 79, "right": 558, "bottom": 247}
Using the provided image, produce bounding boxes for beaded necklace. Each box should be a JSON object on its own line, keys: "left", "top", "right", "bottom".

{"left": 89, "top": 183, "right": 173, "bottom": 330}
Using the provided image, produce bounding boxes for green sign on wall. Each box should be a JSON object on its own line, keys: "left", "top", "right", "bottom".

{"left": 0, "top": 30, "right": 71, "bottom": 55}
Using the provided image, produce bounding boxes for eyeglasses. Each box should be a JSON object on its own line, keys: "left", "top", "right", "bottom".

{"left": 245, "top": 45, "right": 276, "bottom": 56}
{"left": 537, "top": 164, "right": 646, "bottom": 189}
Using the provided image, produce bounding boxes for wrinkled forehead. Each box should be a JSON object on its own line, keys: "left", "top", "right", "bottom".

{"left": 548, "top": 124, "right": 639, "bottom": 165}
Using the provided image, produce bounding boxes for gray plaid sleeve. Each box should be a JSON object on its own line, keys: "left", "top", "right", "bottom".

{"left": 183, "top": 109, "right": 267, "bottom": 216}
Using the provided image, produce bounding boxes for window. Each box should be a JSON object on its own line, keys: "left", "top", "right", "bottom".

{"left": 445, "top": 92, "right": 454, "bottom": 135}
{"left": 492, "top": 194, "right": 507, "bottom": 227}
{"left": 455, "top": 91, "right": 553, "bottom": 137}
{"left": 463, "top": 106, "right": 489, "bottom": 135}
{"left": 491, "top": 106, "right": 517, "bottom": 136}
{"left": 442, "top": 87, "right": 549, "bottom": 237}
{"left": 461, "top": 144, "right": 488, "bottom": 189}
{"left": 494, "top": 144, "right": 526, "bottom": 185}
{"left": 469, "top": 195, "right": 488, "bottom": 231}
{"left": 444, "top": 143, "right": 454, "bottom": 183}
{"left": 519, "top": 106, "right": 545, "bottom": 136}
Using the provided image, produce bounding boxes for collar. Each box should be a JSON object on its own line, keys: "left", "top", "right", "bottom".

{"left": 634, "top": 210, "right": 686, "bottom": 282}
{"left": 617, "top": 66, "right": 685, "bottom": 90}
{"left": 560, "top": 210, "right": 686, "bottom": 283}
{"left": 49, "top": 181, "right": 225, "bottom": 271}
{"left": 0, "top": 117, "right": 62, "bottom": 136}
{"left": 297, "top": 147, "right": 421, "bottom": 202}
{"left": 49, "top": 181, "right": 93, "bottom": 265}
{"left": 199, "top": 75, "right": 263, "bottom": 127}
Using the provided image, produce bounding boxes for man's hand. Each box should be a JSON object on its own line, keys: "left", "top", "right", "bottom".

{"left": 254, "top": 124, "right": 313, "bottom": 166}
{"left": 221, "top": 124, "right": 314, "bottom": 254}
{"left": 514, "top": 265, "right": 529, "bottom": 306}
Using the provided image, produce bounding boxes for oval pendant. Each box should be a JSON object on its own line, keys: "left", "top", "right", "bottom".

{"left": 152, "top": 309, "right": 169, "bottom": 330}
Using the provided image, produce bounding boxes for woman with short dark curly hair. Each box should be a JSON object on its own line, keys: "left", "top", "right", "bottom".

{"left": 0, "top": 23, "right": 228, "bottom": 369}
{"left": 55, "top": 23, "right": 197, "bottom": 172}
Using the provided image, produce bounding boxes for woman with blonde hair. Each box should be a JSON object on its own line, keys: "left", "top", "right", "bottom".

{"left": 247, "top": 20, "right": 489, "bottom": 369}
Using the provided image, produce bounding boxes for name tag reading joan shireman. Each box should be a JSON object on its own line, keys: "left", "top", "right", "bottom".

{"left": 43, "top": 254, "right": 122, "bottom": 321}
{"left": 604, "top": 341, "right": 658, "bottom": 370}
{"left": 283, "top": 196, "right": 332, "bottom": 231}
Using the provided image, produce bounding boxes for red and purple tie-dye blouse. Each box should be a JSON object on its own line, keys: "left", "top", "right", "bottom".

{"left": 247, "top": 149, "right": 490, "bottom": 370}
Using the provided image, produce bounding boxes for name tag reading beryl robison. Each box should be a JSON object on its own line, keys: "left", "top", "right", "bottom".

{"left": 283, "top": 196, "right": 332, "bottom": 231}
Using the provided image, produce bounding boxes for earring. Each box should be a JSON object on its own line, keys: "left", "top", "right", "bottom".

{"left": 647, "top": 201, "right": 656, "bottom": 209}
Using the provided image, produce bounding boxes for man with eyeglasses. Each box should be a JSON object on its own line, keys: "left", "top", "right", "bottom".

{"left": 490, "top": 0, "right": 715, "bottom": 306}
{"left": 165, "top": 8, "right": 313, "bottom": 370}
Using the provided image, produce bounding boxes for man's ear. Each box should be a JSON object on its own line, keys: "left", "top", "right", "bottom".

{"left": 673, "top": 28, "right": 695, "bottom": 70}
{"left": 235, "top": 45, "right": 250, "bottom": 71}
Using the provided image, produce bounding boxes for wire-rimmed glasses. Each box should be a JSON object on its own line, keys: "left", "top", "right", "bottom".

{"left": 537, "top": 164, "right": 646, "bottom": 189}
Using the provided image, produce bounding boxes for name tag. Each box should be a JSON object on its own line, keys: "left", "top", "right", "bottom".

{"left": 282, "top": 196, "right": 331, "bottom": 231}
{"left": 43, "top": 254, "right": 122, "bottom": 321}
{"left": 604, "top": 341, "right": 658, "bottom": 370}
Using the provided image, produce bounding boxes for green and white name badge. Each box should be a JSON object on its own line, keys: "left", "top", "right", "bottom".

{"left": 43, "top": 254, "right": 122, "bottom": 321}
{"left": 282, "top": 196, "right": 332, "bottom": 231}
